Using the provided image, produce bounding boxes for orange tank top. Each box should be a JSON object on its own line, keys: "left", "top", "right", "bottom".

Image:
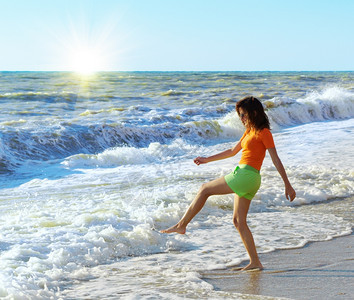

{"left": 239, "top": 128, "right": 275, "bottom": 171}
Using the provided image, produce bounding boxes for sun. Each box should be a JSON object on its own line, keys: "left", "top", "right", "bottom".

{"left": 54, "top": 11, "right": 127, "bottom": 74}
{"left": 68, "top": 45, "right": 106, "bottom": 75}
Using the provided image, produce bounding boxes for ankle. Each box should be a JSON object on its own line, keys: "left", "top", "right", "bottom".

{"left": 250, "top": 260, "right": 263, "bottom": 267}
{"left": 177, "top": 220, "right": 187, "bottom": 229}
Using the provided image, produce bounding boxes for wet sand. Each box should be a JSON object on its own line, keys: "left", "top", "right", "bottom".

{"left": 202, "top": 233, "right": 353, "bottom": 299}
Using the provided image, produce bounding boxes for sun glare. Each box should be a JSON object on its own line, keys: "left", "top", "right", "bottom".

{"left": 55, "top": 11, "right": 127, "bottom": 75}
{"left": 68, "top": 46, "right": 106, "bottom": 75}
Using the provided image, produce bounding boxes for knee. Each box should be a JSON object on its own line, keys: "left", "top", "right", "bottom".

{"left": 199, "top": 183, "right": 212, "bottom": 197}
{"left": 233, "top": 217, "right": 247, "bottom": 231}
{"left": 233, "top": 217, "right": 239, "bottom": 229}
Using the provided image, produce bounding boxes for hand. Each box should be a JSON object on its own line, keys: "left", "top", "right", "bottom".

{"left": 194, "top": 157, "right": 208, "bottom": 165}
{"left": 285, "top": 185, "right": 296, "bottom": 202}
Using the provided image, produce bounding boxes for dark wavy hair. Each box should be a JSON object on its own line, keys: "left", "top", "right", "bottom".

{"left": 236, "top": 96, "right": 270, "bottom": 131}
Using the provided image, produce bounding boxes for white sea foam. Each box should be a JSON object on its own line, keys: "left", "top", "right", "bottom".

{"left": 62, "top": 139, "right": 200, "bottom": 168}
{"left": 1, "top": 72, "right": 353, "bottom": 299}
{"left": 1, "top": 117, "right": 353, "bottom": 298}
{"left": 218, "top": 86, "right": 354, "bottom": 136}
{"left": 268, "top": 86, "right": 354, "bottom": 126}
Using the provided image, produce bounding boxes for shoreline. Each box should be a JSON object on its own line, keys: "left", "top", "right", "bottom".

{"left": 202, "top": 233, "right": 353, "bottom": 299}
{"left": 60, "top": 197, "right": 353, "bottom": 299}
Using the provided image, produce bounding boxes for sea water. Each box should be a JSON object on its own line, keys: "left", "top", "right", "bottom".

{"left": 0, "top": 71, "right": 353, "bottom": 299}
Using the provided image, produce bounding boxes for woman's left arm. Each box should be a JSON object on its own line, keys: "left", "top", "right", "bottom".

{"left": 268, "top": 147, "right": 296, "bottom": 202}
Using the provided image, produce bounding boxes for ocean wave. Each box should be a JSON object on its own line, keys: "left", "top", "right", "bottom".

{"left": 268, "top": 86, "right": 354, "bottom": 126}
{"left": 79, "top": 107, "right": 126, "bottom": 116}
{"left": 0, "top": 121, "right": 219, "bottom": 173}
{"left": 62, "top": 139, "right": 197, "bottom": 168}
{"left": 161, "top": 89, "right": 190, "bottom": 96}
{"left": 0, "top": 91, "right": 78, "bottom": 102}
{"left": 0, "top": 124, "right": 168, "bottom": 171}
{"left": 295, "top": 74, "right": 326, "bottom": 81}
{"left": 219, "top": 86, "right": 354, "bottom": 132}
{"left": 0, "top": 101, "right": 237, "bottom": 174}
{"left": 1, "top": 86, "right": 353, "bottom": 174}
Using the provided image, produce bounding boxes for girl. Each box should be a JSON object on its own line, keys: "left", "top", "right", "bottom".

{"left": 161, "top": 96, "right": 296, "bottom": 271}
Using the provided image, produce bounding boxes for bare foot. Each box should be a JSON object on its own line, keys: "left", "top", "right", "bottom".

{"left": 160, "top": 224, "right": 186, "bottom": 234}
{"left": 241, "top": 262, "right": 264, "bottom": 271}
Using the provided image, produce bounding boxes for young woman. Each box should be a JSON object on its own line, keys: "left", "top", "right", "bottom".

{"left": 161, "top": 96, "right": 296, "bottom": 271}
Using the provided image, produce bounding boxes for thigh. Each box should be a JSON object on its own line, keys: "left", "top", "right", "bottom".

{"left": 233, "top": 194, "right": 251, "bottom": 222}
{"left": 202, "top": 177, "right": 234, "bottom": 196}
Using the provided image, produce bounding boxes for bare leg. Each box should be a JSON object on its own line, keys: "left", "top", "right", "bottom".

{"left": 233, "top": 195, "right": 263, "bottom": 271}
{"left": 161, "top": 177, "right": 233, "bottom": 234}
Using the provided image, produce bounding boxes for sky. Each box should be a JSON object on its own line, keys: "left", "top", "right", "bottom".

{"left": 0, "top": 0, "right": 353, "bottom": 71}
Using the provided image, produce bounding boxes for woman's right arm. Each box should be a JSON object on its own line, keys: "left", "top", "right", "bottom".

{"left": 194, "top": 141, "right": 242, "bottom": 165}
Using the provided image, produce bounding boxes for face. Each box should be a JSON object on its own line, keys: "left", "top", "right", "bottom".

{"left": 238, "top": 108, "right": 249, "bottom": 127}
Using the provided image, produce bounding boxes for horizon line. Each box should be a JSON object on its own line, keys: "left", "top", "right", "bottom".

{"left": 1, "top": 70, "right": 353, "bottom": 73}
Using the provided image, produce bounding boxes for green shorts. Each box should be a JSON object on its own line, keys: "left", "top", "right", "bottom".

{"left": 224, "top": 164, "right": 261, "bottom": 200}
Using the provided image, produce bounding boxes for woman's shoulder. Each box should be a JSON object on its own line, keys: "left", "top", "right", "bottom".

{"left": 260, "top": 127, "right": 272, "bottom": 134}
{"left": 257, "top": 127, "right": 273, "bottom": 138}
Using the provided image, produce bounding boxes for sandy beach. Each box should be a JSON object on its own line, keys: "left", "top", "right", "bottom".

{"left": 202, "top": 197, "right": 354, "bottom": 299}
{"left": 202, "top": 233, "right": 353, "bottom": 299}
